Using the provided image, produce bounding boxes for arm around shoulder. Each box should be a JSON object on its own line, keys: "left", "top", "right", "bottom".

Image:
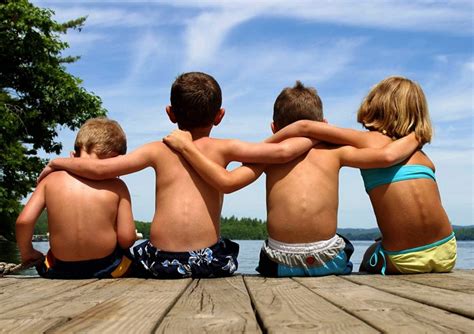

{"left": 268, "top": 120, "right": 370, "bottom": 148}
{"left": 49, "top": 143, "right": 158, "bottom": 180}
{"left": 339, "top": 133, "right": 420, "bottom": 168}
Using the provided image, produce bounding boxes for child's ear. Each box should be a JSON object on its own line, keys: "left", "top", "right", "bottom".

{"left": 271, "top": 122, "right": 278, "bottom": 134}
{"left": 213, "top": 108, "right": 225, "bottom": 126}
{"left": 166, "top": 105, "right": 177, "bottom": 123}
{"left": 323, "top": 118, "right": 328, "bottom": 124}
{"left": 70, "top": 151, "right": 76, "bottom": 158}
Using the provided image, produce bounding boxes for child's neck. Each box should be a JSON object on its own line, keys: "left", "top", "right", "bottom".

{"left": 187, "top": 126, "right": 213, "bottom": 140}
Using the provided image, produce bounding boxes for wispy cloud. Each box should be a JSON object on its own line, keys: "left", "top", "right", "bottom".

{"left": 426, "top": 58, "right": 474, "bottom": 123}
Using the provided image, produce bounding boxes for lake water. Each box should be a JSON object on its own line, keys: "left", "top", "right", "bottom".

{"left": 1, "top": 240, "right": 473, "bottom": 275}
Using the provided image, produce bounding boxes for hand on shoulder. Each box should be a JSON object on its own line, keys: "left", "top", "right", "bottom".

{"left": 163, "top": 129, "right": 193, "bottom": 152}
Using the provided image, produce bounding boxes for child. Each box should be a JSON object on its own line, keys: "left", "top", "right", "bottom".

{"left": 37, "top": 72, "right": 314, "bottom": 278}
{"left": 16, "top": 118, "right": 137, "bottom": 279}
{"left": 163, "top": 81, "right": 420, "bottom": 277}
{"left": 266, "top": 76, "right": 456, "bottom": 275}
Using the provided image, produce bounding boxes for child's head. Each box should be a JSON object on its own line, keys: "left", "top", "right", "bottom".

{"left": 170, "top": 72, "right": 222, "bottom": 130}
{"left": 357, "top": 76, "right": 432, "bottom": 144}
{"left": 74, "top": 118, "right": 127, "bottom": 158}
{"left": 273, "top": 81, "right": 323, "bottom": 131}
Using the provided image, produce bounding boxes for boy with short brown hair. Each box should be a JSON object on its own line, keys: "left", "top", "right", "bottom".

{"left": 38, "top": 72, "right": 313, "bottom": 278}
{"left": 16, "top": 118, "right": 136, "bottom": 279}
{"left": 163, "top": 81, "right": 420, "bottom": 277}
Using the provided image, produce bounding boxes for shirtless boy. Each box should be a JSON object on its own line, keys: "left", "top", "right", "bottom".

{"left": 164, "top": 81, "right": 420, "bottom": 277}
{"left": 16, "top": 118, "right": 136, "bottom": 279}
{"left": 38, "top": 72, "right": 313, "bottom": 278}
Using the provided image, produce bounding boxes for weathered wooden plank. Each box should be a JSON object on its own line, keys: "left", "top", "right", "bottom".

{"left": 295, "top": 275, "right": 474, "bottom": 333}
{"left": 447, "top": 270, "right": 474, "bottom": 280}
{"left": 0, "top": 279, "right": 117, "bottom": 332}
{"left": 49, "top": 278, "right": 192, "bottom": 333}
{"left": 0, "top": 277, "right": 22, "bottom": 288}
{"left": 345, "top": 275, "right": 474, "bottom": 319}
{"left": 156, "top": 275, "right": 261, "bottom": 334}
{"left": 0, "top": 278, "right": 96, "bottom": 314}
{"left": 395, "top": 273, "right": 474, "bottom": 293}
{"left": 244, "top": 276, "right": 378, "bottom": 333}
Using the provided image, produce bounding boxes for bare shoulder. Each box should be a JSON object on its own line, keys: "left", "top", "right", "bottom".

{"left": 364, "top": 131, "right": 392, "bottom": 148}
{"left": 194, "top": 137, "right": 234, "bottom": 154}
{"left": 42, "top": 170, "right": 73, "bottom": 184}
{"left": 106, "top": 177, "right": 130, "bottom": 194}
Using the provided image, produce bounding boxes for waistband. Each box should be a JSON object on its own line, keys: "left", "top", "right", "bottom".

{"left": 383, "top": 232, "right": 455, "bottom": 255}
{"left": 267, "top": 235, "right": 341, "bottom": 254}
{"left": 47, "top": 247, "right": 123, "bottom": 269}
{"left": 369, "top": 232, "right": 455, "bottom": 275}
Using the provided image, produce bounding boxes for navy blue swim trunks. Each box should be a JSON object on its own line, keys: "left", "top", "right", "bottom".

{"left": 36, "top": 247, "right": 133, "bottom": 279}
{"left": 131, "top": 238, "right": 239, "bottom": 278}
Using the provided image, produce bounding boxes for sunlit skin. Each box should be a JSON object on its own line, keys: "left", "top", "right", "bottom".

{"left": 270, "top": 120, "right": 453, "bottom": 273}
{"left": 16, "top": 150, "right": 136, "bottom": 263}
{"left": 38, "top": 107, "right": 315, "bottom": 252}
{"left": 163, "top": 123, "right": 419, "bottom": 245}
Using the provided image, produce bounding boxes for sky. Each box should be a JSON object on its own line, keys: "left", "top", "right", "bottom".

{"left": 33, "top": 0, "right": 473, "bottom": 228}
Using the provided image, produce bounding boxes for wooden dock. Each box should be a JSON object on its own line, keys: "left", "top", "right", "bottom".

{"left": 0, "top": 271, "right": 473, "bottom": 333}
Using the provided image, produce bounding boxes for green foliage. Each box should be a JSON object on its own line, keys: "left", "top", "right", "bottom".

{"left": 221, "top": 216, "right": 268, "bottom": 240}
{"left": 0, "top": 0, "right": 106, "bottom": 239}
{"left": 453, "top": 226, "right": 474, "bottom": 240}
{"left": 135, "top": 220, "right": 151, "bottom": 239}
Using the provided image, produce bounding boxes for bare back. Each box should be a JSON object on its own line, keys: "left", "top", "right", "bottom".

{"left": 265, "top": 144, "right": 341, "bottom": 243}
{"left": 44, "top": 171, "right": 126, "bottom": 261}
{"left": 362, "top": 132, "right": 452, "bottom": 250}
{"left": 150, "top": 139, "right": 227, "bottom": 251}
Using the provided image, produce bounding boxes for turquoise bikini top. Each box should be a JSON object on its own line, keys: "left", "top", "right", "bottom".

{"left": 360, "top": 164, "right": 436, "bottom": 192}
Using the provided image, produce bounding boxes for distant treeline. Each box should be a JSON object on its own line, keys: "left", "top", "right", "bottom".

{"left": 32, "top": 212, "right": 474, "bottom": 240}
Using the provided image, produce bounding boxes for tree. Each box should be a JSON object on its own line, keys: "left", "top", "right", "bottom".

{"left": 0, "top": 0, "right": 106, "bottom": 240}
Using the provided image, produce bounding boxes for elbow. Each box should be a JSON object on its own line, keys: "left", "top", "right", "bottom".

{"left": 298, "top": 120, "right": 312, "bottom": 135}
{"left": 219, "top": 178, "right": 240, "bottom": 194}
{"left": 275, "top": 144, "right": 296, "bottom": 163}
{"left": 380, "top": 151, "right": 400, "bottom": 167}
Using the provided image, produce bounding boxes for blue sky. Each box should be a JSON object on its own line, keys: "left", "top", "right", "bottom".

{"left": 33, "top": 0, "right": 473, "bottom": 227}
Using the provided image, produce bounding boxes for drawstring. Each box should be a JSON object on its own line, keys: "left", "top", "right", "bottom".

{"left": 369, "top": 243, "right": 387, "bottom": 275}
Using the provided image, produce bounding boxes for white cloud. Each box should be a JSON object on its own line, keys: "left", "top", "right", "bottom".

{"left": 183, "top": 8, "right": 258, "bottom": 67}
{"left": 47, "top": 6, "right": 157, "bottom": 28}
{"left": 60, "top": 31, "right": 106, "bottom": 48}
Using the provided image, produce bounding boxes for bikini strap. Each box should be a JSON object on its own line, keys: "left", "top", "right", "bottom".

{"left": 368, "top": 243, "right": 387, "bottom": 275}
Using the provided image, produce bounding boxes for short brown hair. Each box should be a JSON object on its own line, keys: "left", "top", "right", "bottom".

{"left": 273, "top": 81, "right": 323, "bottom": 130}
{"left": 170, "top": 72, "right": 222, "bottom": 130}
{"left": 357, "top": 76, "right": 432, "bottom": 144}
{"left": 74, "top": 118, "right": 127, "bottom": 158}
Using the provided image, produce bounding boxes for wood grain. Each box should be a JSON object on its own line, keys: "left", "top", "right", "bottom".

{"left": 296, "top": 275, "right": 474, "bottom": 333}
{"left": 345, "top": 275, "right": 474, "bottom": 319}
{"left": 50, "top": 278, "right": 191, "bottom": 333}
{"left": 156, "top": 275, "right": 261, "bottom": 333}
{"left": 244, "top": 276, "right": 378, "bottom": 333}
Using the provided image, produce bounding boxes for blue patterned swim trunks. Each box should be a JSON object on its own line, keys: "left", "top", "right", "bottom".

{"left": 131, "top": 238, "right": 239, "bottom": 278}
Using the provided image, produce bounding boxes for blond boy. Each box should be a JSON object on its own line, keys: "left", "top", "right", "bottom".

{"left": 38, "top": 72, "right": 313, "bottom": 278}
{"left": 17, "top": 118, "right": 136, "bottom": 278}
{"left": 163, "top": 81, "right": 419, "bottom": 277}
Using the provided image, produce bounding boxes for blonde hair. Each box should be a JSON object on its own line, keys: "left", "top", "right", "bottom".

{"left": 357, "top": 76, "right": 432, "bottom": 144}
{"left": 74, "top": 118, "right": 127, "bottom": 158}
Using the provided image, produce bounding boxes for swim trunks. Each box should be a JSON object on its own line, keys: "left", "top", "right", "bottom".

{"left": 256, "top": 234, "right": 353, "bottom": 277}
{"left": 36, "top": 247, "right": 133, "bottom": 279}
{"left": 365, "top": 232, "right": 457, "bottom": 275}
{"left": 131, "top": 238, "right": 239, "bottom": 278}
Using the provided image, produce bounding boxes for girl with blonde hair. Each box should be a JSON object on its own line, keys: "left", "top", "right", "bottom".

{"left": 270, "top": 76, "right": 456, "bottom": 274}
